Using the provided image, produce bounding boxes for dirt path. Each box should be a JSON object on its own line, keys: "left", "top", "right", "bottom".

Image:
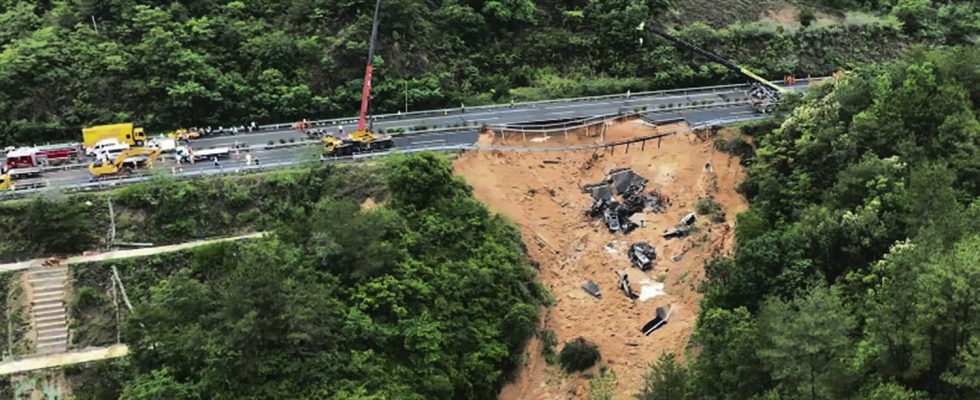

{"left": 0, "top": 232, "right": 265, "bottom": 272}
{"left": 0, "top": 344, "right": 129, "bottom": 375}
{"left": 454, "top": 120, "right": 748, "bottom": 399}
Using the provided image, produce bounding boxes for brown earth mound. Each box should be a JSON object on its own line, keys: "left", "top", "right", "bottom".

{"left": 454, "top": 120, "right": 749, "bottom": 399}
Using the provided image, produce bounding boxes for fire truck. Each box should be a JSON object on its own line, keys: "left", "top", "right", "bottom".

{"left": 4, "top": 144, "right": 81, "bottom": 169}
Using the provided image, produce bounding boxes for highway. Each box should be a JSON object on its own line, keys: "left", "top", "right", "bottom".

{"left": 1, "top": 79, "right": 820, "bottom": 198}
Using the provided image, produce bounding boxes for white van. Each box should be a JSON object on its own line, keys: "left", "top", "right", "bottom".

{"left": 87, "top": 139, "right": 125, "bottom": 157}
{"left": 149, "top": 137, "right": 177, "bottom": 153}
{"left": 96, "top": 143, "right": 131, "bottom": 162}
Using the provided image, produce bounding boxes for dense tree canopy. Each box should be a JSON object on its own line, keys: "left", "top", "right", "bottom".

{"left": 641, "top": 46, "right": 980, "bottom": 400}
{"left": 64, "top": 153, "right": 546, "bottom": 399}
{"left": 2, "top": 0, "right": 974, "bottom": 145}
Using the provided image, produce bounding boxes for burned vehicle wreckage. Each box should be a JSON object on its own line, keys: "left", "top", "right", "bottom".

{"left": 583, "top": 168, "right": 669, "bottom": 234}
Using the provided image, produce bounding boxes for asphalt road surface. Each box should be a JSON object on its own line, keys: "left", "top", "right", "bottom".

{"left": 3, "top": 80, "right": 818, "bottom": 197}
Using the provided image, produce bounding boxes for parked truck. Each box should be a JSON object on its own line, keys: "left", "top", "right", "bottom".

{"left": 175, "top": 146, "right": 231, "bottom": 163}
{"left": 5, "top": 145, "right": 80, "bottom": 169}
{"left": 83, "top": 123, "right": 148, "bottom": 150}
{"left": 0, "top": 167, "right": 45, "bottom": 191}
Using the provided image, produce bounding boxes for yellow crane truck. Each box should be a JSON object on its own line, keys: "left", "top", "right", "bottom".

{"left": 323, "top": 135, "right": 355, "bottom": 156}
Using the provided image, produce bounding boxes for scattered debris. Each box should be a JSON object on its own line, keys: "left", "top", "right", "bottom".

{"left": 628, "top": 242, "right": 657, "bottom": 271}
{"left": 603, "top": 204, "right": 622, "bottom": 232}
{"left": 641, "top": 304, "right": 674, "bottom": 336}
{"left": 663, "top": 225, "right": 691, "bottom": 239}
{"left": 637, "top": 280, "right": 666, "bottom": 302}
{"left": 583, "top": 168, "right": 668, "bottom": 234}
{"left": 663, "top": 211, "right": 697, "bottom": 239}
{"left": 605, "top": 241, "right": 625, "bottom": 254}
{"left": 582, "top": 280, "right": 602, "bottom": 299}
{"left": 671, "top": 254, "right": 683, "bottom": 262}
{"left": 646, "top": 190, "right": 669, "bottom": 213}
{"left": 616, "top": 270, "right": 639, "bottom": 301}
{"left": 681, "top": 212, "right": 697, "bottom": 226}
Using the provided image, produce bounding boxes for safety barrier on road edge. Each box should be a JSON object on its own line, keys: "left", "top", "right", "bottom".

{"left": 0, "top": 113, "right": 775, "bottom": 200}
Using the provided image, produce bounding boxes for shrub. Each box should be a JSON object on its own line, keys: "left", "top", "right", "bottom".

{"left": 559, "top": 337, "right": 601, "bottom": 372}
{"left": 697, "top": 197, "right": 727, "bottom": 223}
{"left": 799, "top": 8, "right": 816, "bottom": 27}
{"left": 696, "top": 197, "right": 721, "bottom": 215}
{"left": 71, "top": 286, "right": 106, "bottom": 319}
{"left": 540, "top": 330, "right": 558, "bottom": 364}
{"left": 714, "top": 136, "right": 756, "bottom": 162}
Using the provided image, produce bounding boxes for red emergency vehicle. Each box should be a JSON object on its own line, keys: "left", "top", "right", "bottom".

{"left": 4, "top": 144, "right": 80, "bottom": 169}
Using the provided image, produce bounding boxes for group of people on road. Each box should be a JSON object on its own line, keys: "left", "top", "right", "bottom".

{"left": 187, "top": 121, "right": 258, "bottom": 137}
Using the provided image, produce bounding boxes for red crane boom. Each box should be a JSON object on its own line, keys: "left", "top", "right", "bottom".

{"left": 357, "top": 0, "right": 383, "bottom": 133}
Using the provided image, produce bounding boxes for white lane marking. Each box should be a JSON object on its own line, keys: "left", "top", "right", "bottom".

{"left": 410, "top": 139, "right": 446, "bottom": 145}
{"left": 731, "top": 110, "right": 755, "bottom": 115}
{"left": 547, "top": 111, "right": 576, "bottom": 115}
{"left": 469, "top": 117, "right": 500, "bottom": 121}
{"left": 538, "top": 92, "right": 721, "bottom": 112}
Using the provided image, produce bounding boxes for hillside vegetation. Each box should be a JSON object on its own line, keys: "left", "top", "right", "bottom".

{"left": 0, "top": 164, "right": 383, "bottom": 262}
{"left": 639, "top": 46, "right": 980, "bottom": 399}
{"left": 1, "top": 0, "right": 975, "bottom": 144}
{"left": 49, "top": 153, "right": 546, "bottom": 399}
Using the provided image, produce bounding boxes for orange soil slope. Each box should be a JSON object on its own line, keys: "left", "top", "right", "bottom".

{"left": 453, "top": 120, "right": 749, "bottom": 399}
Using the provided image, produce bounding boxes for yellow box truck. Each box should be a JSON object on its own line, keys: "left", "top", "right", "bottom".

{"left": 82, "top": 123, "right": 148, "bottom": 149}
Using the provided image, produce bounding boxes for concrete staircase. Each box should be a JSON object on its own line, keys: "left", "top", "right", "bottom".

{"left": 27, "top": 266, "right": 69, "bottom": 355}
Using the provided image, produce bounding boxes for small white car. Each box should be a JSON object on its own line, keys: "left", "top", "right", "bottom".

{"left": 87, "top": 139, "right": 126, "bottom": 157}
{"left": 97, "top": 143, "right": 131, "bottom": 160}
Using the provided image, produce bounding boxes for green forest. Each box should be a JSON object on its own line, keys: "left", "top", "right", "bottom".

{"left": 1, "top": 0, "right": 976, "bottom": 144}
{"left": 5, "top": 153, "right": 547, "bottom": 399}
{"left": 638, "top": 47, "right": 980, "bottom": 399}
{"left": 1, "top": 0, "right": 979, "bottom": 398}
{"left": 0, "top": 163, "right": 386, "bottom": 262}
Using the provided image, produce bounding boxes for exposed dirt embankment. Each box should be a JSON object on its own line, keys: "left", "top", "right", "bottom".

{"left": 454, "top": 120, "right": 749, "bottom": 399}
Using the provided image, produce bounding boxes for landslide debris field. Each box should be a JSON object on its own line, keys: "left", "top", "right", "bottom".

{"left": 455, "top": 120, "right": 748, "bottom": 399}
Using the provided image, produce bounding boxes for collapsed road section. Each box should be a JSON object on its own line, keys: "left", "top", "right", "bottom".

{"left": 457, "top": 119, "right": 749, "bottom": 398}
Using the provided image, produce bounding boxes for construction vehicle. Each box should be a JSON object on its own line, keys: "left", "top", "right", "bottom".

{"left": 168, "top": 128, "right": 202, "bottom": 141}
{"left": 341, "top": 0, "right": 395, "bottom": 154}
{"left": 346, "top": 129, "right": 394, "bottom": 151}
{"left": 88, "top": 147, "right": 161, "bottom": 179}
{"left": 0, "top": 167, "right": 45, "bottom": 191}
{"left": 640, "top": 23, "right": 788, "bottom": 113}
{"left": 83, "top": 123, "right": 148, "bottom": 150}
{"left": 323, "top": 135, "right": 355, "bottom": 156}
